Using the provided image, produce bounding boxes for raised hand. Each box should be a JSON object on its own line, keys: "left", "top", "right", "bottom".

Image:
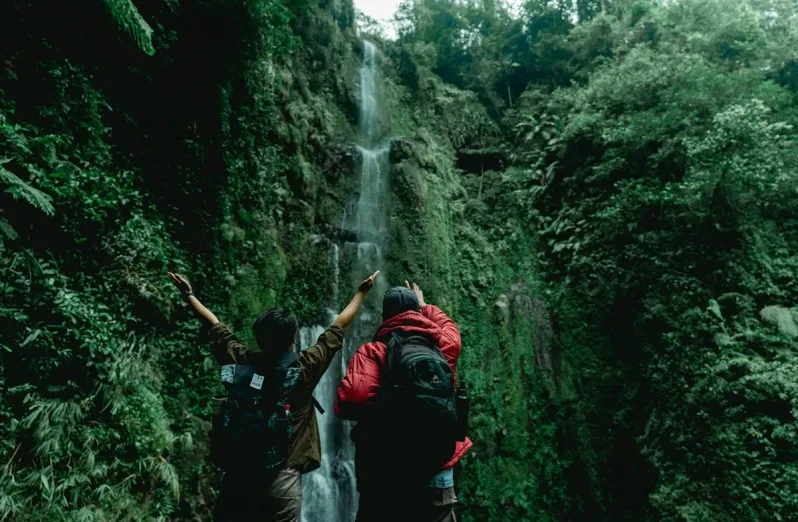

{"left": 358, "top": 271, "right": 380, "bottom": 294}
{"left": 167, "top": 272, "right": 193, "bottom": 297}
{"left": 337, "top": 271, "right": 380, "bottom": 332}
{"left": 167, "top": 272, "right": 219, "bottom": 325}
{"left": 404, "top": 280, "right": 427, "bottom": 307}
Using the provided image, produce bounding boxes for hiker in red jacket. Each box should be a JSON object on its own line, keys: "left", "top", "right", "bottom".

{"left": 336, "top": 281, "right": 473, "bottom": 522}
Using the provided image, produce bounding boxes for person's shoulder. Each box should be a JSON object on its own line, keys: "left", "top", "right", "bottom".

{"left": 250, "top": 351, "right": 275, "bottom": 369}
{"left": 208, "top": 322, "right": 238, "bottom": 340}
{"left": 356, "top": 339, "right": 388, "bottom": 359}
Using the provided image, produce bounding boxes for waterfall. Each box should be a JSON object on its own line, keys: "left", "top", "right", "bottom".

{"left": 297, "top": 310, "right": 357, "bottom": 522}
{"left": 297, "top": 322, "right": 332, "bottom": 520}
{"left": 359, "top": 41, "right": 378, "bottom": 144}
{"left": 301, "top": 40, "right": 390, "bottom": 522}
{"left": 354, "top": 40, "right": 389, "bottom": 298}
{"left": 355, "top": 146, "right": 390, "bottom": 243}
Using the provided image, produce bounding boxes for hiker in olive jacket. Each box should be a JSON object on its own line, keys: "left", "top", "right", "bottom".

{"left": 167, "top": 270, "right": 379, "bottom": 522}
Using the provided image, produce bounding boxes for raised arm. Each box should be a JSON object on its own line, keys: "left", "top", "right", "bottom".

{"left": 405, "top": 280, "right": 462, "bottom": 364}
{"left": 296, "top": 271, "right": 379, "bottom": 395}
{"left": 335, "top": 271, "right": 379, "bottom": 332}
{"left": 167, "top": 272, "right": 219, "bottom": 326}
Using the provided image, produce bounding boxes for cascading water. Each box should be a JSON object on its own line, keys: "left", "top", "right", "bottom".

{"left": 301, "top": 40, "right": 391, "bottom": 522}
{"left": 354, "top": 40, "right": 390, "bottom": 298}
{"left": 300, "top": 239, "right": 357, "bottom": 522}
{"left": 297, "top": 320, "right": 333, "bottom": 520}
{"left": 359, "top": 41, "right": 378, "bottom": 144}
{"left": 298, "top": 308, "right": 357, "bottom": 522}
{"left": 355, "top": 146, "right": 390, "bottom": 242}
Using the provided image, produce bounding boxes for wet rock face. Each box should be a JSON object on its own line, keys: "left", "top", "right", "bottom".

{"left": 509, "top": 284, "right": 562, "bottom": 398}
{"left": 388, "top": 136, "right": 415, "bottom": 163}
{"left": 322, "top": 143, "right": 360, "bottom": 181}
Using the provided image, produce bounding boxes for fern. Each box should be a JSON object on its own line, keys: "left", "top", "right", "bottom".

{"left": 0, "top": 160, "right": 55, "bottom": 216}
{"left": 0, "top": 218, "right": 17, "bottom": 240}
{"left": 0, "top": 489, "right": 21, "bottom": 522}
{"left": 140, "top": 457, "right": 180, "bottom": 501}
{"left": 104, "top": 0, "right": 156, "bottom": 56}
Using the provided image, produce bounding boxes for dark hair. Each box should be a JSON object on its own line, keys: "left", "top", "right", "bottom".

{"left": 252, "top": 307, "right": 298, "bottom": 354}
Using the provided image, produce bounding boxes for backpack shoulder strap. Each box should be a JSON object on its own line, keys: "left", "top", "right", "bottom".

{"left": 402, "top": 333, "right": 438, "bottom": 348}
{"left": 311, "top": 396, "right": 325, "bottom": 415}
{"left": 387, "top": 332, "right": 404, "bottom": 351}
{"left": 391, "top": 333, "right": 442, "bottom": 359}
{"left": 384, "top": 332, "right": 404, "bottom": 380}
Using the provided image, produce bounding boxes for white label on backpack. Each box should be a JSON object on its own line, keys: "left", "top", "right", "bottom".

{"left": 250, "top": 374, "right": 265, "bottom": 390}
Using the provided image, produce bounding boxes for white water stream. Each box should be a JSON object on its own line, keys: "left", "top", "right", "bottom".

{"left": 298, "top": 309, "right": 357, "bottom": 521}
{"left": 300, "top": 40, "right": 390, "bottom": 522}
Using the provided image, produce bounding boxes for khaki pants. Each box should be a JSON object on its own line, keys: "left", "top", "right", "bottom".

{"left": 356, "top": 486, "right": 458, "bottom": 522}
{"left": 214, "top": 467, "right": 301, "bottom": 522}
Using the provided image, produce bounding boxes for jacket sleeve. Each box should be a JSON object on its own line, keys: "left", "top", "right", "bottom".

{"left": 208, "top": 323, "right": 250, "bottom": 365}
{"left": 421, "top": 305, "right": 462, "bottom": 366}
{"left": 335, "top": 341, "right": 385, "bottom": 421}
{"left": 296, "top": 324, "right": 345, "bottom": 398}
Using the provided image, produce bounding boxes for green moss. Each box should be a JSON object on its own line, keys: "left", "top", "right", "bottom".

{"left": 280, "top": 237, "right": 337, "bottom": 325}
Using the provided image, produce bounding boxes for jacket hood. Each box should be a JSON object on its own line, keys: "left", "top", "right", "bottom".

{"left": 374, "top": 309, "right": 443, "bottom": 344}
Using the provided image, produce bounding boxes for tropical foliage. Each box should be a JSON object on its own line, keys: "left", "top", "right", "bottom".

{"left": 1, "top": 0, "right": 798, "bottom": 520}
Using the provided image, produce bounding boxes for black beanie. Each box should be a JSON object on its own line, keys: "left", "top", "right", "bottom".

{"left": 382, "top": 286, "right": 420, "bottom": 321}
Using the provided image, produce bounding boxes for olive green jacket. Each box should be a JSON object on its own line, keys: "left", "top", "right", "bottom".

{"left": 208, "top": 322, "right": 344, "bottom": 474}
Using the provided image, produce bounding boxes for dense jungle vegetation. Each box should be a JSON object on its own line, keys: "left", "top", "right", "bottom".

{"left": 2, "top": 0, "right": 798, "bottom": 520}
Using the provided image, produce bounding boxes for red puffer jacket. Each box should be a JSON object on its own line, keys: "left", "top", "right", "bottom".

{"left": 335, "top": 304, "right": 473, "bottom": 470}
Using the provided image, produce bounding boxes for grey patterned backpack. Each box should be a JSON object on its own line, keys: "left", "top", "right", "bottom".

{"left": 210, "top": 352, "right": 301, "bottom": 471}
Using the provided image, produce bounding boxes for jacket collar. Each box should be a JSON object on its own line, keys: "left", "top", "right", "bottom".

{"left": 374, "top": 310, "right": 442, "bottom": 344}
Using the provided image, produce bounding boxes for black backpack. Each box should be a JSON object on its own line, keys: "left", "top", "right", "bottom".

{"left": 374, "top": 332, "right": 459, "bottom": 479}
{"left": 209, "top": 352, "right": 301, "bottom": 472}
